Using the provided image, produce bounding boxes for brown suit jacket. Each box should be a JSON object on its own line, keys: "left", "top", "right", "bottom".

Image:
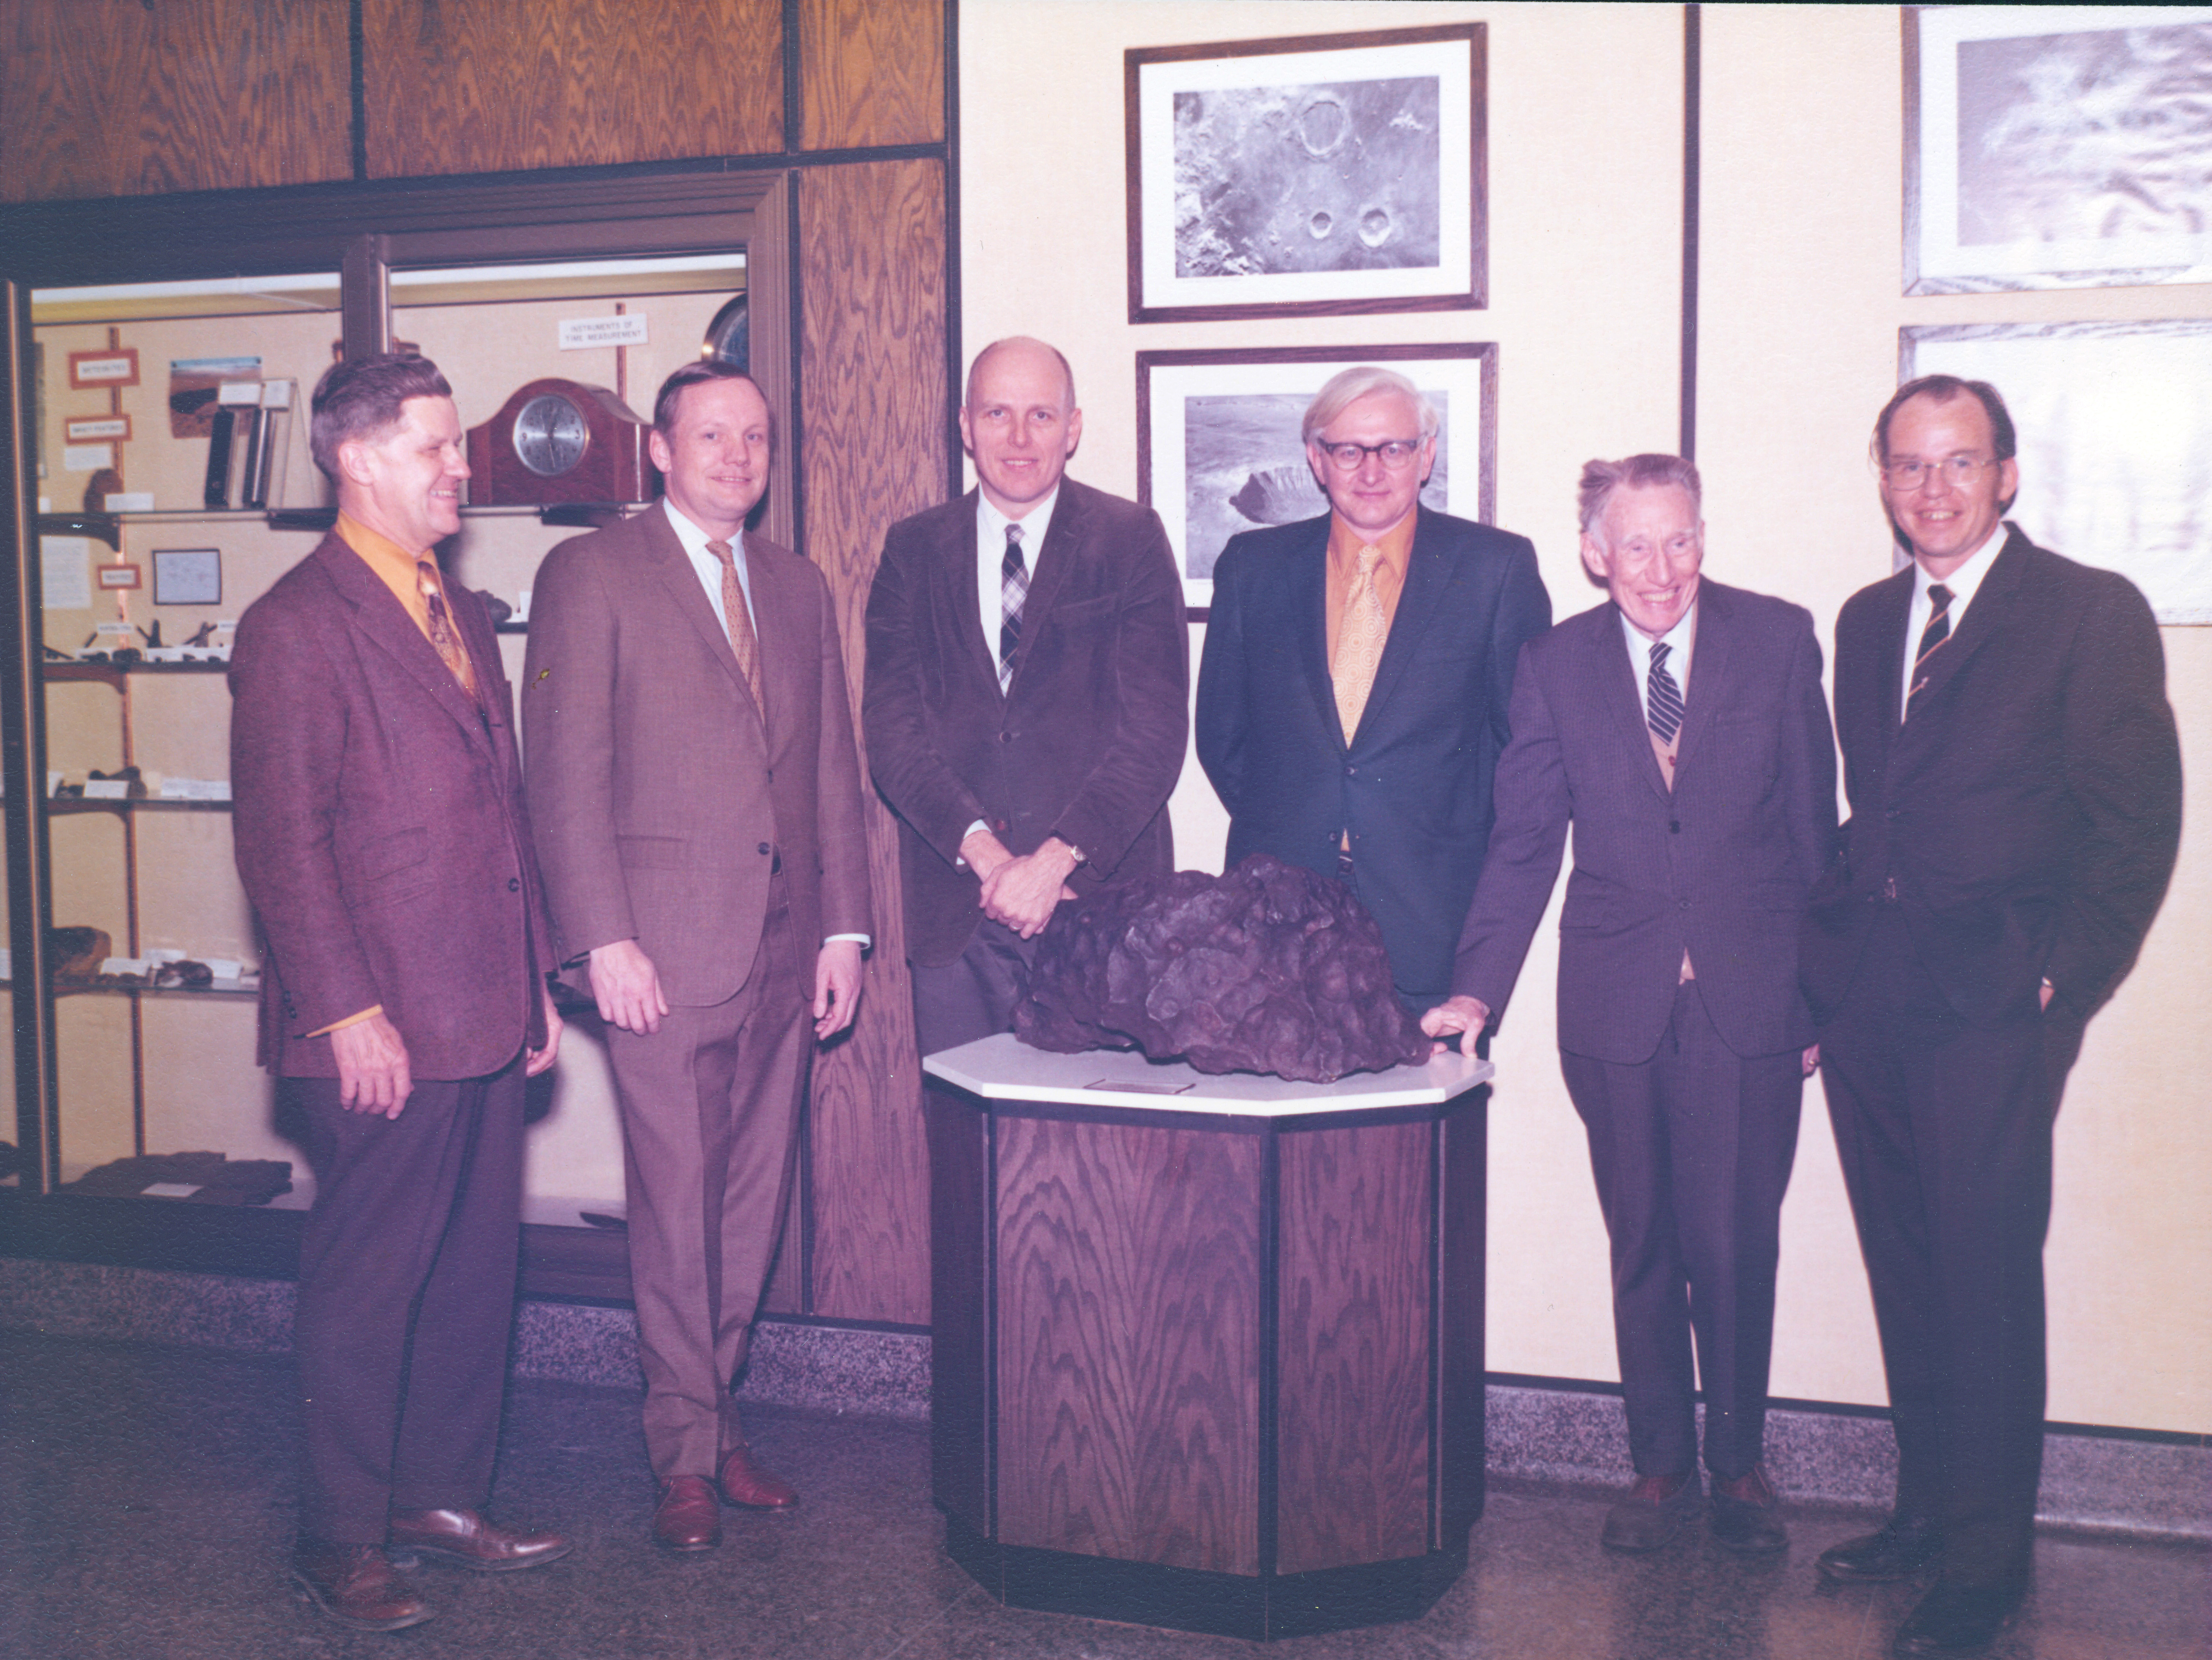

{"left": 862, "top": 480, "right": 1188, "bottom": 967}
{"left": 522, "top": 504, "right": 871, "bottom": 1002}
{"left": 230, "top": 533, "right": 553, "bottom": 1079}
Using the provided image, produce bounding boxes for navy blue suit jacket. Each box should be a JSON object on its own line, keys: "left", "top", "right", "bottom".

{"left": 1451, "top": 581, "right": 1837, "bottom": 1064}
{"left": 1196, "top": 506, "right": 1550, "bottom": 1001}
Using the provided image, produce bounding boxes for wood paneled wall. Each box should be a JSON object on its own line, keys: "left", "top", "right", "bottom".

{"left": 794, "top": 157, "right": 947, "bottom": 1325}
{"left": 0, "top": 0, "right": 349, "bottom": 201}
{"left": 798, "top": 0, "right": 945, "bottom": 151}
{"left": 2, "top": 0, "right": 952, "bottom": 1330}
{"left": 362, "top": 0, "right": 784, "bottom": 177}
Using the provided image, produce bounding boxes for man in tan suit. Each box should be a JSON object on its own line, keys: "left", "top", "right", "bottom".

{"left": 523, "top": 361, "right": 871, "bottom": 1552}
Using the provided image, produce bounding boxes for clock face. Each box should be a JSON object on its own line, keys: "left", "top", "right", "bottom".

{"left": 512, "top": 393, "right": 591, "bottom": 477}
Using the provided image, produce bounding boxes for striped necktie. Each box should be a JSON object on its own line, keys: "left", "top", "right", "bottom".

{"left": 998, "top": 523, "right": 1027, "bottom": 691}
{"left": 1906, "top": 583, "right": 1951, "bottom": 718}
{"left": 1647, "top": 639, "right": 1684, "bottom": 746}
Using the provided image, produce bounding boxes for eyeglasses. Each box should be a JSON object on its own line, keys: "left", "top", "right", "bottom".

{"left": 1881, "top": 454, "right": 1999, "bottom": 490}
{"left": 1316, "top": 438, "right": 1424, "bottom": 471}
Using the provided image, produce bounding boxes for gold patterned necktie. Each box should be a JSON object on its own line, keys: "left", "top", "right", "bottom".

{"left": 415, "top": 559, "right": 479, "bottom": 701}
{"left": 1332, "top": 545, "right": 1388, "bottom": 742}
{"left": 706, "top": 538, "right": 766, "bottom": 721}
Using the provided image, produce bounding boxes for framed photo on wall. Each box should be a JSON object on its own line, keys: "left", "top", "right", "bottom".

{"left": 1138, "top": 343, "right": 1496, "bottom": 608}
{"left": 1905, "top": 5, "right": 2212, "bottom": 293}
{"left": 1126, "top": 23, "right": 1485, "bottom": 324}
{"left": 1901, "top": 320, "right": 2212, "bottom": 622}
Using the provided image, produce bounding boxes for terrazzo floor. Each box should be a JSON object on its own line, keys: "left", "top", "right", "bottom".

{"left": 3, "top": 1330, "right": 2203, "bottom": 1660}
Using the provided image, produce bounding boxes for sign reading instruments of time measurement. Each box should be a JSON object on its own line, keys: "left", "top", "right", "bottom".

{"left": 559, "top": 313, "right": 649, "bottom": 350}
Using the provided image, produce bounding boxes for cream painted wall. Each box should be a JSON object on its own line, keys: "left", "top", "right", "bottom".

{"left": 962, "top": 1, "right": 2209, "bottom": 1432}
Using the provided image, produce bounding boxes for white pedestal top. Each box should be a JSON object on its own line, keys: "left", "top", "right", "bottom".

{"left": 923, "top": 1032, "right": 1492, "bottom": 1117}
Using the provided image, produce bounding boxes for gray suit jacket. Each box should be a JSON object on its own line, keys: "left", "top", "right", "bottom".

{"left": 522, "top": 506, "right": 871, "bottom": 1006}
{"left": 1451, "top": 580, "right": 1837, "bottom": 1063}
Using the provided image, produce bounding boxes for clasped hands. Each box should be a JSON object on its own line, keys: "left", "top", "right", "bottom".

{"left": 961, "top": 829, "right": 1078, "bottom": 940}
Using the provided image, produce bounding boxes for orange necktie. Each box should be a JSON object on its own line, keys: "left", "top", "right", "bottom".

{"left": 415, "top": 560, "right": 479, "bottom": 701}
{"left": 705, "top": 538, "right": 766, "bottom": 721}
{"left": 1332, "top": 545, "right": 1387, "bottom": 742}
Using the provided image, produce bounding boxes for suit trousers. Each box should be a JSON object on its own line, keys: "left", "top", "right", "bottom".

{"left": 911, "top": 919, "right": 1037, "bottom": 1059}
{"left": 1559, "top": 978, "right": 1804, "bottom": 1481}
{"left": 608, "top": 873, "right": 809, "bottom": 1481}
{"left": 290, "top": 1059, "right": 526, "bottom": 1543}
{"left": 1819, "top": 907, "right": 2084, "bottom": 1588}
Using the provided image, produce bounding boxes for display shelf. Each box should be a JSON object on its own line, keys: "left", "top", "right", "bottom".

{"left": 45, "top": 660, "right": 231, "bottom": 681}
{"left": 48, "top": 798, "right": 232, "bottom": 816}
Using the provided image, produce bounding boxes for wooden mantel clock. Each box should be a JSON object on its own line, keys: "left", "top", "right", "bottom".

{"left": 466, "top": 378, "right": 657, "bottom": 506}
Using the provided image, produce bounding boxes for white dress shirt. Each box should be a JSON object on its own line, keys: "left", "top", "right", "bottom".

{"left": 976, "top": 485, "right": 1060, "bottom": 656}
{"left": 1620, "top": 599, "right": 1698, "bottom": 723}
{"left": 1899, "top": 522, "right": 2006, "bottom": 718}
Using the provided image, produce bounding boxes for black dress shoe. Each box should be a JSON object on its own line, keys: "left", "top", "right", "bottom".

{"left": 1710, "top": 1464, "right": 1789, "bottom": 1555}
{"left": 1818, "top": 1514, "right": 1943, "bottom": 1583}
{"left": 1891, "top": 1577, "right": 2024, "bottom": 1656}
{"left": 1600, "top": 1472, "right": 1702, "bottom": 1553}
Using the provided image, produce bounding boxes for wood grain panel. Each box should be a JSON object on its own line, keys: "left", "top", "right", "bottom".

{"left": 995, "top": 1116, "right": 1262, "bottom": 1573}
{"left": 362, "top": 0, "right": 782, "bottom": 179}
{"left": 925, "top": 1088, "right": 990, "bottom": 1528}
{"left": 1276, "top": 1120, "right": 1431, "bottom": 1574}
{"left": 798, "top": 158, "right": 947, "bottom": 1325}
{"left": 1436, "top": 1094, "right": 1487, "bottom": 1540}
{"left": 797, "top": 0, "right": 944, "bottom": 152}
{"left": 0, "top": 0, "right": 348, "bottom": 202}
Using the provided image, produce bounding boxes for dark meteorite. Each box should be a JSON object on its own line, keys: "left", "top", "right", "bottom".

{"left": 1013, "top": 853, "right": 1430, "bottom": 1083}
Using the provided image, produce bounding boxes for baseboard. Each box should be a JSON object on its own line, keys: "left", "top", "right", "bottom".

{"left": 3, "top": 1256, "right": 2200, "bottom": 1544}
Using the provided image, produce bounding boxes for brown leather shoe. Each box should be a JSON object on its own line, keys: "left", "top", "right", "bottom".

{"left": 1600, "top": 1471, "right": 1702, "bottom": 1553}
{"left": 291, "top": 1540, "right": 435, "bottom": 1631}
{"left": 653, "top": 1476, "right": 722, "bottom": 1551}
{"left": 717, "top": 1442, "right": 799, "bottom": 1510}
{"left": 386, "top": 1506, "right": 572, "bottom": 1573}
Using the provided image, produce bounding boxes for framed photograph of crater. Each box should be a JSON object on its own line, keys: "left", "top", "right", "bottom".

{"left": 1126, "top": 24, "right": 1484, "bottom": 324}
{"left": 1137, "top": 343, "right": 1496, "bottom": 609}
{"left": 1901, "top": 321, "right": 2212, "bottom": 622}
{"left": 1906, "top": 6, "right": 2212, "bottom": 292}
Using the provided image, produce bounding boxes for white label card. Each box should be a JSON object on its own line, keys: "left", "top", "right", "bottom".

{"left": 39, "top": 537, "right": 92, "bottom": 610}
{"left": 559, "top": 313, "right": 649, "bottom": 350}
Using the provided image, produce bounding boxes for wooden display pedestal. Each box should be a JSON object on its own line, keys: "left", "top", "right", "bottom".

{"left": 925, "top": 1034, "right": 1491, "bottom": 1640}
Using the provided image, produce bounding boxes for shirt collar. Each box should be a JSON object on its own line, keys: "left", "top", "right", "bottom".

{"left": 978, "top": 486, "right": 1060, "bottom": 554}
{"left": 663, "top": 497, "right": 744, "bottom": 564}
{"left": 1325, "top": 507, "right": 1418, "bottom": 579}
{"left": 1913, "top": 521, "right": 2008, "bottom": 613}
{"left": 1619, "top": 597, "right": 1698, "bottom": 671}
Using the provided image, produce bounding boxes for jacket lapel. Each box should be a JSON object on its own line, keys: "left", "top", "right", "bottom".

{"left": 1005, "top": 485, "right": 1083, "bottom": 700}
{"left": 642, "top": 508, "right": 750, "bottom": 703}
{"left": 1903, "top": 527, "right": 2026, "bottom": 724}
{"left": 317, "top": 538, "right": 491, "bottom": 753}
{"left": 1288, "top": 522, "right": 1341, "bottom": 752}
{"left": 947, "top": 491, "right": 1003, "bottom": 704}
{"left": 1356, "top": 509, "right": 1447, "bottom": 745}
{"left": 1668, "top": 585, "right": 1728, "bottom": 791}
{"left": 1599, "top": 603, "right": 1674, "bottom": 801}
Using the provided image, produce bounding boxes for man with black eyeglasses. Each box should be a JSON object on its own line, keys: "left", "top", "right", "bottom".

{"left": 1196, "top": 365, "right": 1550, "bottom": 1009}
{"left": 1802, "top": 375, "right": 2180, "bottom": 1657}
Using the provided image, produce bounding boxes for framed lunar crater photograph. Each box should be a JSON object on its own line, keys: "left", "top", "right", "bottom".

{"left": 1126, "top": 23, "right": 1484, "bottom": 324}
{"left": 1906, "top": 5, "right": 2212, "bottom": 292}
{"left": 1137, "top": 343, "right": 1496, "bottom": 609}
{"left": 1901, "top": 320, "right": 2212, "bottom": 622}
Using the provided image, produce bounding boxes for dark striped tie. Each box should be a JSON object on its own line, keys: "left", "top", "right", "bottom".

{"left": 1907, "top": 583, "right": 1951, "bottom": 718}
{"left": 998, "top": 523, "right": 1027, "bottom": 691}
{"left": 1647, "top": 640, "right": 1684, "bottom": 746}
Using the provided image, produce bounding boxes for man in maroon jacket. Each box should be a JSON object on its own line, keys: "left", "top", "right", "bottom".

{"left": 231, "top": 354, "right": 567, "bottom": 1633}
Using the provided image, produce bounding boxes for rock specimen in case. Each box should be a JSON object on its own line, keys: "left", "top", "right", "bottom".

{"left": 1013, "top": 852, "right": 1431, "bottom": 1083}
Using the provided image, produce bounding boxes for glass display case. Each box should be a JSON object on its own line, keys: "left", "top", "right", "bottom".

{"left": 3, "top": 172, "right": 788, "bottom": 1272}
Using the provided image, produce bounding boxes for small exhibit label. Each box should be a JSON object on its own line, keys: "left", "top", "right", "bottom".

{"left": 40, "top": 538, "right": 91, "bottom": 611}
{"left": 64, "top": 416, "right": 130, "bottom": 442}
{"left": 62, "top": 443, "right": 113, "bottom": 473}
{"left": 560, "top": 313, "right": 649, "bottom": 350}
{"left": 217, "top": 380, "right": 261, "bottom": 405}
{"left": 103, "top": 492, "right": 154, "bottom": 512}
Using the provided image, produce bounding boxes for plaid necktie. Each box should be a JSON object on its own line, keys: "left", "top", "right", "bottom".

{"left": 415, "top": 560, "right": 479, "bottom": 702}
{"left": 1647, "top": 640, "right": 1684, "bottom": 745}
{"left": 1906, "top": 583, "right": 1951, "bottom": 719}
{"left": 998, "top": 523, "right": 1028, "bottom": 691}
{"left": 705, "top": 538, "right": 766, "bottom": 721}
